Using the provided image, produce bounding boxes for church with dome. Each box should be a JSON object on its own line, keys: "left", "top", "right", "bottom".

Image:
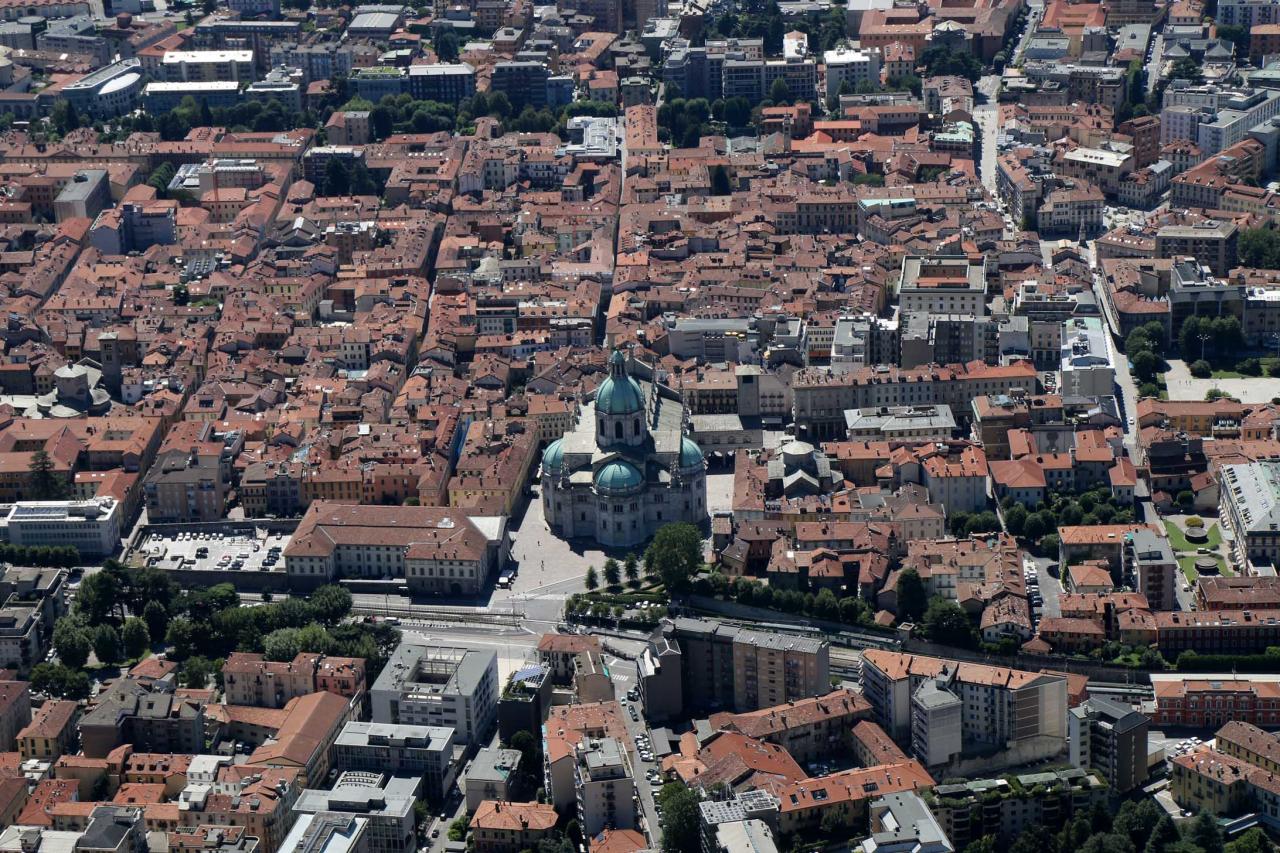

{"left": 540, "top": 350, "right": 708, "bottom": 548}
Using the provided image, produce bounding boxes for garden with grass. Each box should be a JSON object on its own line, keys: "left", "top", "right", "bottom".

{"left": 1164, "top": 517, "right": 1229, "bottom": 581}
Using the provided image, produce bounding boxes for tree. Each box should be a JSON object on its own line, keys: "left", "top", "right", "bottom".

{"left": 1224, "top": 828, "right": 1271, "bottom": 853}
{"left": 920, "top": 45, "right": 983, "bottom": 82}
{"left": 28, "top": 449, "right": 65, "bottom": 500}
{"left": 769, "top": 77, "right": 791, "bottom": 104}
{"left": 603, "top": 558, "right": 621, "bottom": 587}
{"left": 1170, "top": 56, "right": 1204, "bottom": 85}
{"left": 165, "top": 617, "right": 196, "bottom": 660}
{"left": 964, "top": 838, "right": 998, "bottom": 853}
{"left": 142, "top": 600, "right": 169, "bottom": 640}
{"left": 965, "top": 511, "right": 1000, "bottom": 536}
{"left": 263, "top": 627, "right": 302, "bottom": 661}
{"left": 122, "top": 617, "right": 151, "bottom": 659}
{"left": 506, "top": 727, "right": 537, "bottom": 768}
{"left": 584, "top": 566, "right": 599, "bottom": 591}
{"left": 624, "top": 553, "right": 640, "bottom": 585}
{"left": 1131, "top": 349, "right": 1159, "bottom": 381}
{"left": 644, "top": 523, "right": 702, "bottom": 593}
{"left": 1239, "top": 227, "right": 1280, "bottom": 269}
{"left": 1079, "top": 835, "right": 1136, "bottom": 853}
{"left": 311, "top": 585, "right": 353, "bottom": 625}
{"left": 182, "top": 656, "right": 214, "bottom": 689}
{"left": 93, "top": 625, "right": 122, "bottom": 665}
{"left": 1186, "top": 812, "right": 1223, "bottom": 853}
{"left": 814, "top": 588, "right": 840, "bottom": 619}
{"left": 922, "top": 597, "right": 976, "bottom": 647}
{"left": 657, "top": 783, "right": 700, "bottom": 853}
{"left": 1189, "top": 359, "right": 1212, "bottom": 378}
{"left": 1011, "top": 827, "right": 1059, "bottom": 853}
{"left": 29, "top": 662, "right": 91, "bottom": 699}
{"left": 77, "top": 571, "right": 122, "bottom": 625}
{"left": 53, "top": 617, "right": 91, "bottom": 668}
{"left": 1114, "top": 800, "right": 1163, "bottom": 849}
{"left": 821, "top": 807, "right": 849, "bottom": 840}
{"left": 1004, "top": 503, "right": 1028, "bottom": 536}
{"left": 1144, "top": 814, "right": 1180, "bottom": 853}
{"left": 896, "top": 567, "right": 927, "bottom": 621}
{"left": 324, "top": 157, "right": 352, "bottom": 195}
{"left": 434, "top": 28, "right": 460, "bottom": 61}
{"left": 840, "top": 595, "right": 871, "bottom": 626}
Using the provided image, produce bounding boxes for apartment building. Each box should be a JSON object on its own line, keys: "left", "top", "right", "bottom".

{"left": 370, "top": 643, "right": 498, "bottom": 745}
{"left": 860, "top": 651, "right": 1068, "bottom": 766}
{"left": 466, "top": 748, "right": 522, "bottom": 812}
{"left": 1068, "top": 697, "right": 1149, "bottom": 794}
{"left": 926, "top": 769, "right": 1108, "bottom": 846}
{"left": 1123, "top": 528, "right": 1177, "bottom": 611}
{"left": 469, "top": 801, "right": 557, "bottom": 853}
{"left": 222, "top": 652, "right": 366, "bottom": 708}
{"left": 79, "top": 679, "right": 204, "bottom": 758}
{"left": 17, "top": 698, "right": 76, "bottom": 760}
{"left": 161, "top": 49, "right": 254, "bottom": 82}
{"left": 667, "top": 618, "right": 830, "bottom": 713}
{"left": 573, "top": 737, "right": 635, "bottom": 836}
{"left": 708, "top": 689, "right": 872, "bottom": 763}
{"left": 142, "top": 450, "right": 224, "bottom": 523}
{"left": 0, "top": 675, "right": 30, "bottom": 752}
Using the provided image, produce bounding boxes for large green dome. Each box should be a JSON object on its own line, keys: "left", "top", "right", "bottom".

{"left": 596, "top": 373, "right": 645, "bottom": 415}
{"left": 679, "top": 436, "right": 704, "bottom": 469}
{"left": 594, "top": 460, "right": 644, "bottom": 493}
{"left": 542, "top": 438, "right": 564, "bottom": 472}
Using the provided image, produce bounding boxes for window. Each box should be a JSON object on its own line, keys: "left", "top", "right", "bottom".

{"left": 634, "top": 418, "right": 640, "bottom": 435}
{"left": 615, "top": 421, "right": 623, "bottom": 440}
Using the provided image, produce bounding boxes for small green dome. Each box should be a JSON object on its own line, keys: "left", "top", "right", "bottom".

{"left": 595, "top": 460, "right": 644, "bottom": 493}
{"left": 596, "top": 374, "right": 645, "bottom": 415}
{"left": 679, "top": 436, "right": 704, "bottom": 469}
{"left": 542, "top": 438, "right": 565, "bottom": 472}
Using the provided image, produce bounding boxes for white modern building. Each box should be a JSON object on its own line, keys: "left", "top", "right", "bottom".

{"left": 824, "top": 46, "right": 882, "bottom": 95}
{"left": 370, "top": 643, "right": 498, "bottom": 745}
{"left": 1058, "top": 316, "right": 1115, "bottom": 397}
{"left": 0, "top": 498, "right": 121, "bottom": 557}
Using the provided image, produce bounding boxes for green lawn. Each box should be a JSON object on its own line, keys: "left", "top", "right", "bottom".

{"left": 1165, "top": 520, "right": 1222, "bottom": 551}
{"left": 1177, "top": 554, "right": 1230, "bottom": 581}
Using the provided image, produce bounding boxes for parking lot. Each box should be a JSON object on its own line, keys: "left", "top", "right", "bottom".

{"left": 138, "top": 528, "right": 291, "bottom": 576}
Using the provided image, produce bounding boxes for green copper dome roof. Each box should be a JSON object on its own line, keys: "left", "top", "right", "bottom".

{"left": 679, "top": 436, "right": 704, "bottom": 469}
{"left": 541, "top": 438, "right": 565, "bottom": 472}
{"left": 595, "top": 460, "right": 643, "bottom": 492}
{"left": 596, "top": 373, "right": 645, "bottom": 415}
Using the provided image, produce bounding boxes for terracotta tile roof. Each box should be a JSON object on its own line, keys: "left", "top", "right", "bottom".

{"left": 469, "top": 800, "right": 557, "bottom": 832}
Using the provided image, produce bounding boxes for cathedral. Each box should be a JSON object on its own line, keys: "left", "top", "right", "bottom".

{"left": 541, "top": 350, "right": 708, "bottom": 548}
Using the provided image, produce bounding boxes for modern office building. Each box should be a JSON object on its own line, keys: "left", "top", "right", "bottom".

{"left": 294, "top": 774, "right": 418, "bottom": 853}
{"left": 899, "top": 256, "right": 987, "bottom": 317}
{"left": 332, "top": 722, "right": 458, "bottom": 802}
{"left": 0, "top": 498, "right": 121, "bottom": 557}
{"left": 370, "top": 643, "right": 498, "bottom": 745}
{"left": 407, "top": 63, "right": 476, "bottom": 102}
{"left": 1221, "top": 461, "right": 1280, "bottom": 568}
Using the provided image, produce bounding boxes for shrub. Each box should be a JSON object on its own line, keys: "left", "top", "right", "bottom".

{"left": 1189, "top": 359, "right": 1212, "bottom": 378}
{"left": 1237, "top": 358, "right": 1262, "bottom": 376}
{"left": 1185, "top": 516, "right": 1205, "bottom": 528}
